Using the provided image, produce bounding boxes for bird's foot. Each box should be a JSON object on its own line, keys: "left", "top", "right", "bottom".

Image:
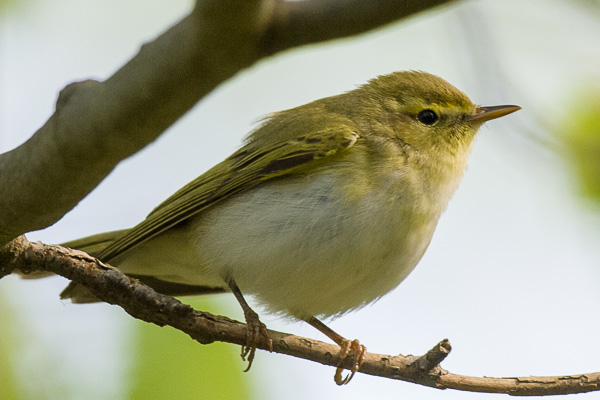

{"left": 240, "top": 307, "right": 273, "bottom": 372}
{"left": 334, "top": 338, "right": 366, "bottom": 385}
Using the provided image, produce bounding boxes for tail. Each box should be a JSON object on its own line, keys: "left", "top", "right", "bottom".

{"left": 18, "top": 230, "right": 127, "bottom": 282}
{"left": 60, "top": 230, "right": 129, "bottom": 303}
{"left": 56, "top": 230, "right": 226, "bottom": 303}
{"left": 61, "top": 229, "right": 129, "bottom": 258}
{"left": 15, "top": 230, "right": 127, "bottom": 302}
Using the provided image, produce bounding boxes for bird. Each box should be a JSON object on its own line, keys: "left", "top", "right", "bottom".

{"left": 58, "top": 71, "right": 520, "bottom": 384}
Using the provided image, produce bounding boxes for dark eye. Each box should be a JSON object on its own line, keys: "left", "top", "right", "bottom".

{"left": 417, "top": 109, "right": 439, "bottom": 125}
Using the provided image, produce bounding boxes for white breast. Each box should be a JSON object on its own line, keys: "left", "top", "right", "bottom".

{"left": 189, "top": 167, "right": 443, "bottom": 319}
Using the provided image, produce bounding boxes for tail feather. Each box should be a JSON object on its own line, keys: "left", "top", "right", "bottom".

{"left": 17, "top": 230, "right": 127, "bottom": 280}
{"left": 59, "top": 230, "right": 227, "bottom": 302}
{"left": 47, "top": 230, "right": 129, "bottom": 302}
{"left": 61, "top": 229, "right": 129, "bottom": 258}
{"left": 60, "top": 274, "right": 226, "bottom": 303}
{"left": 21, "top": 229, "right": 227, "bottom": 303}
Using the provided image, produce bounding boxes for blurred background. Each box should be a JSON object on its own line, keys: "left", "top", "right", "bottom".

{"left": 1, "top": 0, "right": 599, "bottom": 399}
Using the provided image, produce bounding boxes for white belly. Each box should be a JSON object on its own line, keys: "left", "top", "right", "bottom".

{"left": 183, "top": 170, "right": 441, "bottom": 318}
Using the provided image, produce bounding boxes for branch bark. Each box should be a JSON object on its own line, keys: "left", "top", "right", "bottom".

{"left": 2, "top": 236, "right": 599, "bottom": 396}
{"left": 0, "top": 0, "right": 455, "bottom": 245}
{"left": 261, "top": 0, "right": 457, "bottom": 56}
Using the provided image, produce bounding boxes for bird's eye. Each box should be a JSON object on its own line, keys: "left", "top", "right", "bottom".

{"left": 417, "top": 109, "right": 439, "bottom": 126}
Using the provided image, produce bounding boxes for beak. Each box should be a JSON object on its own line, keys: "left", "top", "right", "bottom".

{"left": 465, "top": 105, "right": 521, "bottom": 123}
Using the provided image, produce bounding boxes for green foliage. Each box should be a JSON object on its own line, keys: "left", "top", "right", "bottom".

{"left": 127, "top": 297, "right": 251, "bottom": 400}
{"left": 0, "top": 299, "right": 24, "bottom": 400}
{"left": 560, "top": 91, "right": 600, "bottom": 204}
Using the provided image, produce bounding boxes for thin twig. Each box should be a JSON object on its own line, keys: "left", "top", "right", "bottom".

{"left": 2, "top": 236, "right": 599, "bottom": 396}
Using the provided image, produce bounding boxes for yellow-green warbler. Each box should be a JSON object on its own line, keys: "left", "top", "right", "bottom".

{"left": 60, "top": 71, "right": 520, "bottom": 384}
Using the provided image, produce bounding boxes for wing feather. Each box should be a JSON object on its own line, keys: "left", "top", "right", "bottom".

{"left": 96, "top": 119, "right": 359, "bottom": 262}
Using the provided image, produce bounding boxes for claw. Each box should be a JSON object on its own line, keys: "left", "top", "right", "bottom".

{"left": 303, "top": 316, "right": 366, "bottom": 385}
{"left": 334, "top": 339, "right": 366, "bottom": 385}
{"left": 240, "top": 307, "right": 273, "bottom": 372}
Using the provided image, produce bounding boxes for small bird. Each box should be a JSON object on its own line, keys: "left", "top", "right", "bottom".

{"left": 60, "top": 71, "right": 520, "bottom": 384}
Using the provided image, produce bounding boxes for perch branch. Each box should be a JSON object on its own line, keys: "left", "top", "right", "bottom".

{"left": 1, "top": 236, "right": 599, "bottom": 396}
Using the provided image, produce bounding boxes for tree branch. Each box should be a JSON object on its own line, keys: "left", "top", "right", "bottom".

{"left": 2, "top": 236, "right": 599, "bottom": 396}
{"left": 261, "top": 0, "right": 456, "bottom": 56}
{"left": 0, "top": 0, "right": 455, "bottom": 245}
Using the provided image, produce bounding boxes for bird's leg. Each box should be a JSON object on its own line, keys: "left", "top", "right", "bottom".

{"left": 304, "top": 316, "right": 366, "bottom": 385}
{"left": 227, "top": 278, "right": 273, "bottom": 371}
